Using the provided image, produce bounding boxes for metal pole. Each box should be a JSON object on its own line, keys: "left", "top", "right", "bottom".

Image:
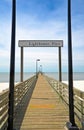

{"left": 59, "top": 47, "right": 62, "bottom": 82}
{"left": 7, "top": 0, "right": 16, "bottom": 130}
{"left": 36, "top": 59, "right": 40, "bottom": 78}
{"left": 36, "top": 60, "right": 37, "bottom": 78}
{"left": 40, "top": 65, "right": 42, "bottom": 74}
{"left": 68, "top": 0, "right": 75, "bottom": 126}
{"left": 21, "top": 47, "right": 23, "bottom": 82}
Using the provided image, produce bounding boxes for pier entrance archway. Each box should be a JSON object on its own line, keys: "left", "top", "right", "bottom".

{"left": 18, "top": 40, "right": 63, "bottom": 82}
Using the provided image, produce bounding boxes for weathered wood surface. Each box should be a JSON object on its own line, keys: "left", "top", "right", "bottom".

{"left": 19, "top": 74, "right": 69, "bottom": 130}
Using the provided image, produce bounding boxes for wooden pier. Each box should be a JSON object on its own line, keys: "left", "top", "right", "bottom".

{"left": 14, "top": 74, "right": 69, "bottom": 130}
{"left": 0, "top": 74, "right": 84, "bottom": 130}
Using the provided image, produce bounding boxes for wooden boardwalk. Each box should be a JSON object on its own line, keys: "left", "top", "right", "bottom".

{"left": 15, "top": 74, "right": 69, "bottom": 130}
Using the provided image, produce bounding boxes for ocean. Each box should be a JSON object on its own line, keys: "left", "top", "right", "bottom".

{"left": 0, "top": 72, "right": 84, "bottom": 82}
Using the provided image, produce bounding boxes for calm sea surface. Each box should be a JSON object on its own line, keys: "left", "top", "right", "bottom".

{"left": 0, "top": 72, "right": 84, "bottom": 82}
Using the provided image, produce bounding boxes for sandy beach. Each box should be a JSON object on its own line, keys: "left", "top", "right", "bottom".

{"left": 0, "top": 80, "right": 84, "bottom": 93}
{"left": 0, "top": 83, "right": 19, "bottom": 93}
{"left": 63, "top": 80, "right": 84, "bottom": 92}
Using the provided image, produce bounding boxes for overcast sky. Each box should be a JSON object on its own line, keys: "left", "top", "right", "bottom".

{"left": 0, "top": 0, "right": 84, "bottom": 72}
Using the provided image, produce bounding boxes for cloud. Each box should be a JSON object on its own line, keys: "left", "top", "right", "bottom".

{"left": 0, "top": 0, "right": 84, "bottom": 72}
{"left": 4, "top": 0, "right": 12, "bottom": 3}
{"left": 0, "top": 22, "right": 11, "bottom": 50}
{"left": 72, "top": 28, "right": 84, "bottom": 48}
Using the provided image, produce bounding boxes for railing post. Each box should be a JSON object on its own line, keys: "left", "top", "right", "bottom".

{"left": 80, "top": 92, "right": 84, "bottom": 129}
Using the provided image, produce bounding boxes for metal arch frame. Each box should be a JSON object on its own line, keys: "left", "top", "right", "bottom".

{"left": 18, "top": 40, "right": 63, "bottom": 82}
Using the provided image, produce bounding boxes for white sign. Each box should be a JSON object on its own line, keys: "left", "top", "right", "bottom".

{"left": 18, "top": 40, "right": 63, "bottom": 47}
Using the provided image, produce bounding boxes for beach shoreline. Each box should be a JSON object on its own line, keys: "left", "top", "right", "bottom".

{"left": 0, "top": 82, "right": 19, "bottom": 93}
{"left": 0, "top": 80, "right": 84, "bottom": 93}
{"left": 62, "top": 80, "right": 84, "bottom": 92}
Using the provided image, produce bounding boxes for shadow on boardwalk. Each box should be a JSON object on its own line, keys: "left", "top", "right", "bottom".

{"left": 13, "top": 80, "right": 36, "bottom": 130}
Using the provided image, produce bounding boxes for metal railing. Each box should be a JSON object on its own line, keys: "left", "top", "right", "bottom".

{"left": 45, "top": 75, "right": 84, "bottom": 129}
{"left": 0, "top": 75, "right": 36, "bottom": 130}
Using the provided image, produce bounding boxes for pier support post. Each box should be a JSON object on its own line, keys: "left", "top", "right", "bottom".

{"left": 7, "top": 0, "right": 16, "bottom": 130}
{"left": 66, "top": 0, "right": 79, "bottom": 129}
{"left": 59, "top": 47, "right": 62, "bottom": 82}
{"left": 68, "top": 0, "right": 75, "bottom": 126}
{"left": 21, "top": 47, "right": 23, "bottom": 82}
{"left": 65, "top": 122, "right": 79, "bottom": 130}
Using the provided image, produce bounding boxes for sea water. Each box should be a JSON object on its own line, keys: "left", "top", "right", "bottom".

{"left": 0, "top": 72, "right": 84, "bottom": 82}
